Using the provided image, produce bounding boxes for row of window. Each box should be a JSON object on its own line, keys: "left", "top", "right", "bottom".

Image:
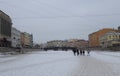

{"left": 108, "top": 35, "right": 120, "bottom": 39}
{"left": 0, "top": 18, "right": 12, "bottom": 37}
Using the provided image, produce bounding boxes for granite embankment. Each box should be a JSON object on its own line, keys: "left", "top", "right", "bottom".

{"left": 0, "top": 47, "right": 41, "bottom": 54}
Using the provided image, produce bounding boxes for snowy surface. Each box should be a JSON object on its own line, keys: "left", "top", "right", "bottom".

{"left": 0, "top": 50, "right": 120, "bottom": 76}
{"left": 91, "top": 51, "right": 120, "bottom": 76}
{"left": 91, "top": 51, "right": 120, "bottom": 63}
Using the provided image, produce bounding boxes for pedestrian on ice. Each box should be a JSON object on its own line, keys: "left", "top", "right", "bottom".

{"left": 82, "top": 49, "right": 85, "bottom": 56}
{"left": 87, "top": 49, "right": 91, "bottom": 56}
{"left": 76, "top": 49, "right": 79, "bottom": 56}
{"left": 80, "top": 49, "right": 82, "bottom": 55}
{"left": 72, "top": 49, "right": 77, "bottom": 56}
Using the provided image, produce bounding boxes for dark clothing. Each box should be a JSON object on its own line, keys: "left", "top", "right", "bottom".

{"left": 72, "top": 49, "right": 79, "bottom": 56}
{"left": 72, "top": 49, "right": 77, "bottom": 56}
{"left": 80, "top": 49, "right": 82, "bottom": 55}
{"left": 82, "top": 50, "right": 85, "bottom": 55}
{"left": 76, "top": 49, "right": 79, "bottom": 56}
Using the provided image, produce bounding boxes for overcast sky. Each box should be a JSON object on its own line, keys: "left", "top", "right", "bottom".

{"left": 0, "top": 0, "right": 120, "bottom": 43}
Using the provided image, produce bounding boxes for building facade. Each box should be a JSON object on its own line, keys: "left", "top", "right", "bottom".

{"left": 68, "top": 39, "right": 89, "bottom": 48}
{"left": 89, "top": 28, "right": 117, "bottom": 47}
{"left": 21, "top": 32, "right": 33, "bottom": 48}
{"left": 100, "top": 31, "right": 120, "bottom": 48}
{"left": 47, "top": 40, "right": 64, "bottom": 48}
{"left": 11, "top": 27, "right": 21, "bottom": 48}
{"left": 45, "top": 39, "right": 88, "bottom": 49}
{"left": 0, "top": 10, "right": 12, "bottom": 47}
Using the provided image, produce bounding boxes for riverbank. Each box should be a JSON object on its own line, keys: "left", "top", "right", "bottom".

{"left": 89, "top": 46, "right": 120, "bottom": 51}
{"left": 0, "top": 47, "right": 42, "bottom": 55}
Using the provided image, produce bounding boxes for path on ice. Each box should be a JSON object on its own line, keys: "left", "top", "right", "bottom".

{"left": 74, "top": 56, "right": 118, "bottom": 76}
{"left": 0, "top": 51, "right": 120, "bottom": 76}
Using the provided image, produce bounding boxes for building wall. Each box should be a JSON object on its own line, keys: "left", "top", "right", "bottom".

{"left": 0, "top": 18, "right": 1, "bottom": 34}
{"left": 21, "top": 32, "right": 33, "bottom": 48}
{"left": 30, "top": 34, "right": 33, "bottom": 47}
{"left": 89, "top": 28, "right": 117, "bottom": 47}
{"left": 21, "top": 33, "right": 25, "bottom": 47}
{"left": 68, "top": 39, "right": 88, "bottom": 48}
{"left": 0, "top": 10, "right": 12, "bottom": 47}
{"left": 11, "top": 27, "right": 21, "bottom": 48}
{"left": 100, "top": 31, "right": 120, "bottom": 47}
{"left": 118, "top": 26, "right": 120, "bottom": 33}
{"left": 47, "top": 40, "right": 63, "bottom": 47}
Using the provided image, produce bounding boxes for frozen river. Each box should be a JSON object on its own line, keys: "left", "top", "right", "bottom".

{"left": 0, "top": 50, "right": 120, "bottom": 76}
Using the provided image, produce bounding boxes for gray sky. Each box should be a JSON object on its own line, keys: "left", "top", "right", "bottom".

{"left": 0, "top": 0, "right": 120, "bottom": 43}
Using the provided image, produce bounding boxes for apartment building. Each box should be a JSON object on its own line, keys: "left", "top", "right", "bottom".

{"left": 89, "top": 28, "right": 117, "bottom": 47}
{"left": 100, "top": 31, "right": 120, "bottom": 48}
{"left": 0, "top": 10, "right": 12, "bottom": 47}
{"left": 21, "top": 32, "right": 33, "bottom": 48}
{"left": 11, "top": 27, "right": 21, "bottom": 48}
{"left": 68, "top": 39, "right": 88, "bottom": 48}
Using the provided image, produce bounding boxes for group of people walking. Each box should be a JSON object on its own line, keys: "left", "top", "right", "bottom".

{"left": 72, "top": 48, "right": 91, "bottom": 56}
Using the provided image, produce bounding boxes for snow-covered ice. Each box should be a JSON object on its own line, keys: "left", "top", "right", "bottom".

{"left": 91, "top": 51, "right": 120, "bottom": 76}
{"left": 0, "top": 50, "right": 120, "bottom": 76}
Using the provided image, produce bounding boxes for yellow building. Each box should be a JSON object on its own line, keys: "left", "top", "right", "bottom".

{"left": 100, "top": 31, "right": 120, "bottom": 47}
{"left": 21, "top": 32, "right": 33, "bottom": 48}
{"left": 89, "top": 28, "right": 117, "bottom": 47}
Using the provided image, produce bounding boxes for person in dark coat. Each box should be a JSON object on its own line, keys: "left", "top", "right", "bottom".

{"left": 76, "top": 49, "right": 79, "bottom": 56}
{"left": 80, "top": 49, "right": 82, "bottom": 55}
{"left": 82, "top": 49, "right": 85, "bottom": 56}
{"left": 72, "top": 49, "right": 77, "bottom": 56}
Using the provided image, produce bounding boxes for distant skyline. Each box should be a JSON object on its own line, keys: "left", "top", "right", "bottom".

{"left": 0, "top": 0, "right": 120, "bottom": 43}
